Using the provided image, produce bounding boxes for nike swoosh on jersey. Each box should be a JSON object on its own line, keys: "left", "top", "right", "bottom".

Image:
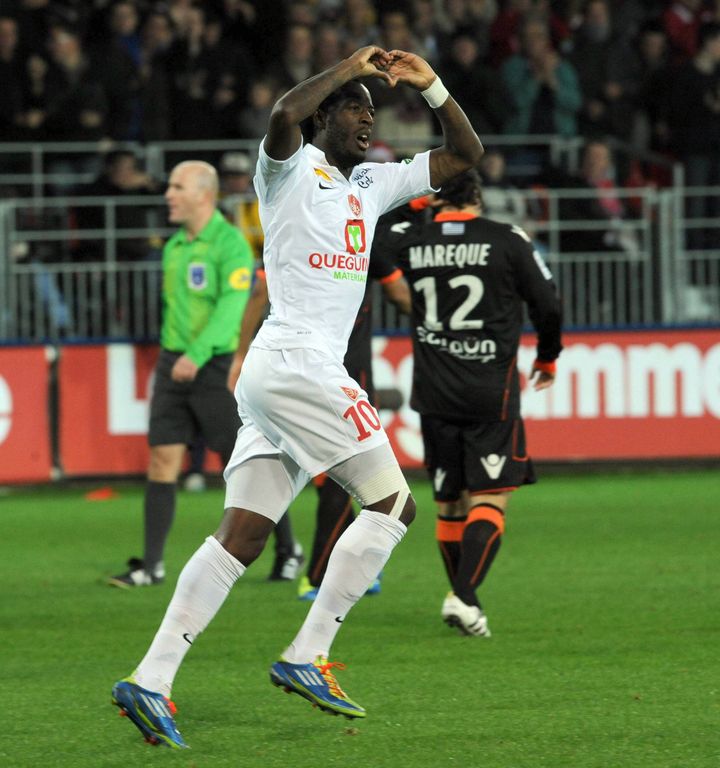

{"left": 319, "top": 182, "right": 334, "bottom": 190}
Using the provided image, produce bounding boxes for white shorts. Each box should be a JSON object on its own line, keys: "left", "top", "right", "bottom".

{"left": 226, "top": 346, "right": 389, "bottom": 479}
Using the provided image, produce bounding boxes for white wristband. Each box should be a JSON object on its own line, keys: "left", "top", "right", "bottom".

{"left": 421, "top": 77, "right": 449, "bottom": 109}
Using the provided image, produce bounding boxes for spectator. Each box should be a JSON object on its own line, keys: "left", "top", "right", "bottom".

{"left": 558, "top": 139, "right": 639, "bottom": 259}
{"left": 663, "top": 0, "right": 703, "bottom": 62}
{"left": 103, "top": 0, "right": 144, "bottom": 140}
{"left": 237, "top": 77, "right": 278, "bottom": 140}
{"left": 109, "top": 1, "right": 142, "bottom": 67}
{"left": 74, "top": 149, "right": 161, "bottom": 264}
{"left": 166, "top": 5, "right": 225, "bottom": 139}
{"left": 313, "top": 22, "right": 343, "bottom": 73}
{"left": 137, "top": 11, "right": 174, "bottom": 141}
{"left": 202, "top": 11, "right": 253, "bottom": 138}
{"left": 489, "top": 0, "right": 569, "bottom": 67}
{"left": 0, "top": 15, "right": 24, "bottom": 140}
{"left": 666, "top": 21, "right": 720, "bottom": 248}
{"left": 42, "top": 23, "right": 109, "bottom": 141}
{"left": 338, "top": 0, "right": 378, "bottom": 52}
{"left": 501, "top": 15, "right": 582, "bottom": 139}
{"left": 479, "top": 148, "right": 530, "bottom": 227}
{"left": 218, "top": 151, "right": 263, "bottom": 260}
{"left": 411, "top": 0, "right": 442, "bottom": 64}
{"left": 367, "top": 10, "right": 434, "bottom": 155}
{"left": 439, "top": 28, "right": 514, "bottom": 134}
{"left": 567, "top": 0, "right": 633, "bottom": 138}
{"left": 435, "top": 0, "right": 496, "bottom": 60}
{"left": 267, "top": 23, "right": 314, "bottom": 92}
{"left": 629, "top": 21, "right": 672, "bottom": 153}
{"left": 16, "top": 53, "right": 50, "bottom": 141}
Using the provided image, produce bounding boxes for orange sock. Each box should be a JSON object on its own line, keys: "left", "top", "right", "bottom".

{"left": 453, "top": 504, "right": 505, "bottom": 606}
{"left": 435, "top": 515, "right": 466, "bottom": 584}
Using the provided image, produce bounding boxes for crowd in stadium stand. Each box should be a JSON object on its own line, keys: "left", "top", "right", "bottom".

{"left": 0, "top": 0, "right": 718, "bottom": 155}
{"left": 1, "top": 0, "right": 720, "bottom": 304}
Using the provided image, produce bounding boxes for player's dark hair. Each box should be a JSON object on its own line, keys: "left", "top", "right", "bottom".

{"left": 439, "top": 169, "right": 482, "bottom": 209}
{"left": 300, "top": 81, "right": 368, "bottom": 143}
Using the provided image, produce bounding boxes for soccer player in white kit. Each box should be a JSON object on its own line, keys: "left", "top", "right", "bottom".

{"left": 111, "top": 45, "right": 483, "bottom": 748}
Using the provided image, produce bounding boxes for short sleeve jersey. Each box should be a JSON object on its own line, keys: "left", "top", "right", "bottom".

{"left": 252, "top": 139, "right": 435, "bottom": 363}
{"left": 160, "top": 210, "right": 254, "bottom": 367}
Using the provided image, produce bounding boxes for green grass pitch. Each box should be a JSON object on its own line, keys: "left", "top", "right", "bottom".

{"left": 1, "top": 469, "right": 719, "bottom": 768}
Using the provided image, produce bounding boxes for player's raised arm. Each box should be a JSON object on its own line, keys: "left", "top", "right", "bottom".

{"left": 264, "top": 46, "right": 396, "bottom": 162}
{"left": 385, "top": 50, "right": 484, "bottom": 188}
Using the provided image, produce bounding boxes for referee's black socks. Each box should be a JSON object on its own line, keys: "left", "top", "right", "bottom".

{"left": 143, "top": 480, "right": 177, "bottom": 573}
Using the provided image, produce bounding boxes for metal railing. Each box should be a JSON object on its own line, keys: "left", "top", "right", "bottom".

{"left": 2, "top": 184, "right": 718, "bottom": 343}
{"left": 0, "top": 134, "right": 683, "bottom": 198}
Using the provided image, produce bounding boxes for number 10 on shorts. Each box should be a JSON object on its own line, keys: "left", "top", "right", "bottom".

{"left": 343, "top": 400, "right": 381, "bottom": 441}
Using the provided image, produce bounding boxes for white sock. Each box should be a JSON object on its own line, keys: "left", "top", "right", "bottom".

{"left": 133, "top": 536, "right": 245, "bottom": 696}
{"left": 283, "top": 510, "right": 406, "bottom": 664}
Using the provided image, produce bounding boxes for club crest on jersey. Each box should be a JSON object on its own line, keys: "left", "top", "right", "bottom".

{"left": 345, "top": 219, "right": 366, "bottom": 254}
{"left": 188, "top": 263, "right": 207, "bottom": 290}
{"left": 348, "top": 194, "right": 362, "bottom": 217}
{"left": 341, "top": 386, "right": 359, "bottom": 401}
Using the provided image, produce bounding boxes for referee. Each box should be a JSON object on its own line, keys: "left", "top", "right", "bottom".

{"left": 109, "top": 160, "right": 254, "bottom": 588}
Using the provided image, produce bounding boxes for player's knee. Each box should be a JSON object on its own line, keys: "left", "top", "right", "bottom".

{"left": 215, "top": 507, "right": 274, "bottom": 566}
{"left": 148, "top": 445, "right": 183, "bottom": 482}
{"left": 398, "top": 493, "right": 416, "bottom": 527}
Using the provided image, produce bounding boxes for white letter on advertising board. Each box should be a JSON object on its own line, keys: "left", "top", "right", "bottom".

{"left": 107, "top": 345, "right": 150, "bottom": 435}
{"left": 0, "top": 376, "right": 12, "bottom": 444}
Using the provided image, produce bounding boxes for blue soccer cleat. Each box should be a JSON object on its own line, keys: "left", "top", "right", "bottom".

{"left": 365, "top": 574, "right": 382, "bottom": 596}
{"left": 298, "top": 574, "right": 381, "bottom": 601}
{"left": 297, "top": 576, "right": 319, "bottom": 601}
{"left": 111, "top": 677, "right": 189, "bottom": 749}
{"left": 270, "top": 657, "right": 366, "bottom": 719}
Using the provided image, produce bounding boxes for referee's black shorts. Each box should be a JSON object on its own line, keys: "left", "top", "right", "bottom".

{"left": 148, "top": 350, "right": 240, "bottom": 458}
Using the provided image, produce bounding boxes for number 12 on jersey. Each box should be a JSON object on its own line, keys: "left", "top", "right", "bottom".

{"left": 413, "top": 275, "right": 485, "bottom": 330}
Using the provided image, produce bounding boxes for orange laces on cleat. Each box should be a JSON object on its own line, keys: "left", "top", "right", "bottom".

{"left": 164, "top": 698, "right": 177, "bottom": 716}
{"left": 315, "top": 660, "right": 348, "bottom": 699}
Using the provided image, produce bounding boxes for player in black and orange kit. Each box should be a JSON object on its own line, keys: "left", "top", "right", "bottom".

{"left": 379, "top": 169, "right": 563, "bottom": 636}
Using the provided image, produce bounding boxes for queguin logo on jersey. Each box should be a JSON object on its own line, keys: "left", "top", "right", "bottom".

{"left": 188, "top": 263, "right": 207, "bottom": 290}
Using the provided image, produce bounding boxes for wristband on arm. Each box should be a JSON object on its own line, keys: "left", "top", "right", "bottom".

{"left": 421, "top": 77, "right": 449, "bottom": 109}
{"left": 532, "top": 359, "right": 557, "bottom": 375}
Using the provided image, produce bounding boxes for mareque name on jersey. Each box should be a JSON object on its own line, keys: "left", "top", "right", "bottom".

{"left": 408, "top": 242, "right": 491, "bottom": 270}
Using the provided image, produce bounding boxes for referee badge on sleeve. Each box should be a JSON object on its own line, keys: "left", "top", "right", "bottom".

{"left": 188, "top": 263, "right": 207, "bottom": 290}
{"left": 229, "top": 267, "right": 251, "bottom": 291}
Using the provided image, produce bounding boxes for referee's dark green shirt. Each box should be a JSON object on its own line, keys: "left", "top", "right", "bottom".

{"left": 161, "top": 210, "right": 253, "bottom": 367}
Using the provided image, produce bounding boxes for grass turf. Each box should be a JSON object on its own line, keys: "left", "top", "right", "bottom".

{"left": 0, "top": 469, "right": 718, "bottom": 767}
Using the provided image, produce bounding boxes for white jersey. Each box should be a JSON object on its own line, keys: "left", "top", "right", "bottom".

{"left": 252, "top": 140, "right": 435, "bottom": 362}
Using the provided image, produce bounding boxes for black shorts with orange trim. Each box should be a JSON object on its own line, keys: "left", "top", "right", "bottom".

{"left": 420, "top": 415, "right": 536, "bottom": 501}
